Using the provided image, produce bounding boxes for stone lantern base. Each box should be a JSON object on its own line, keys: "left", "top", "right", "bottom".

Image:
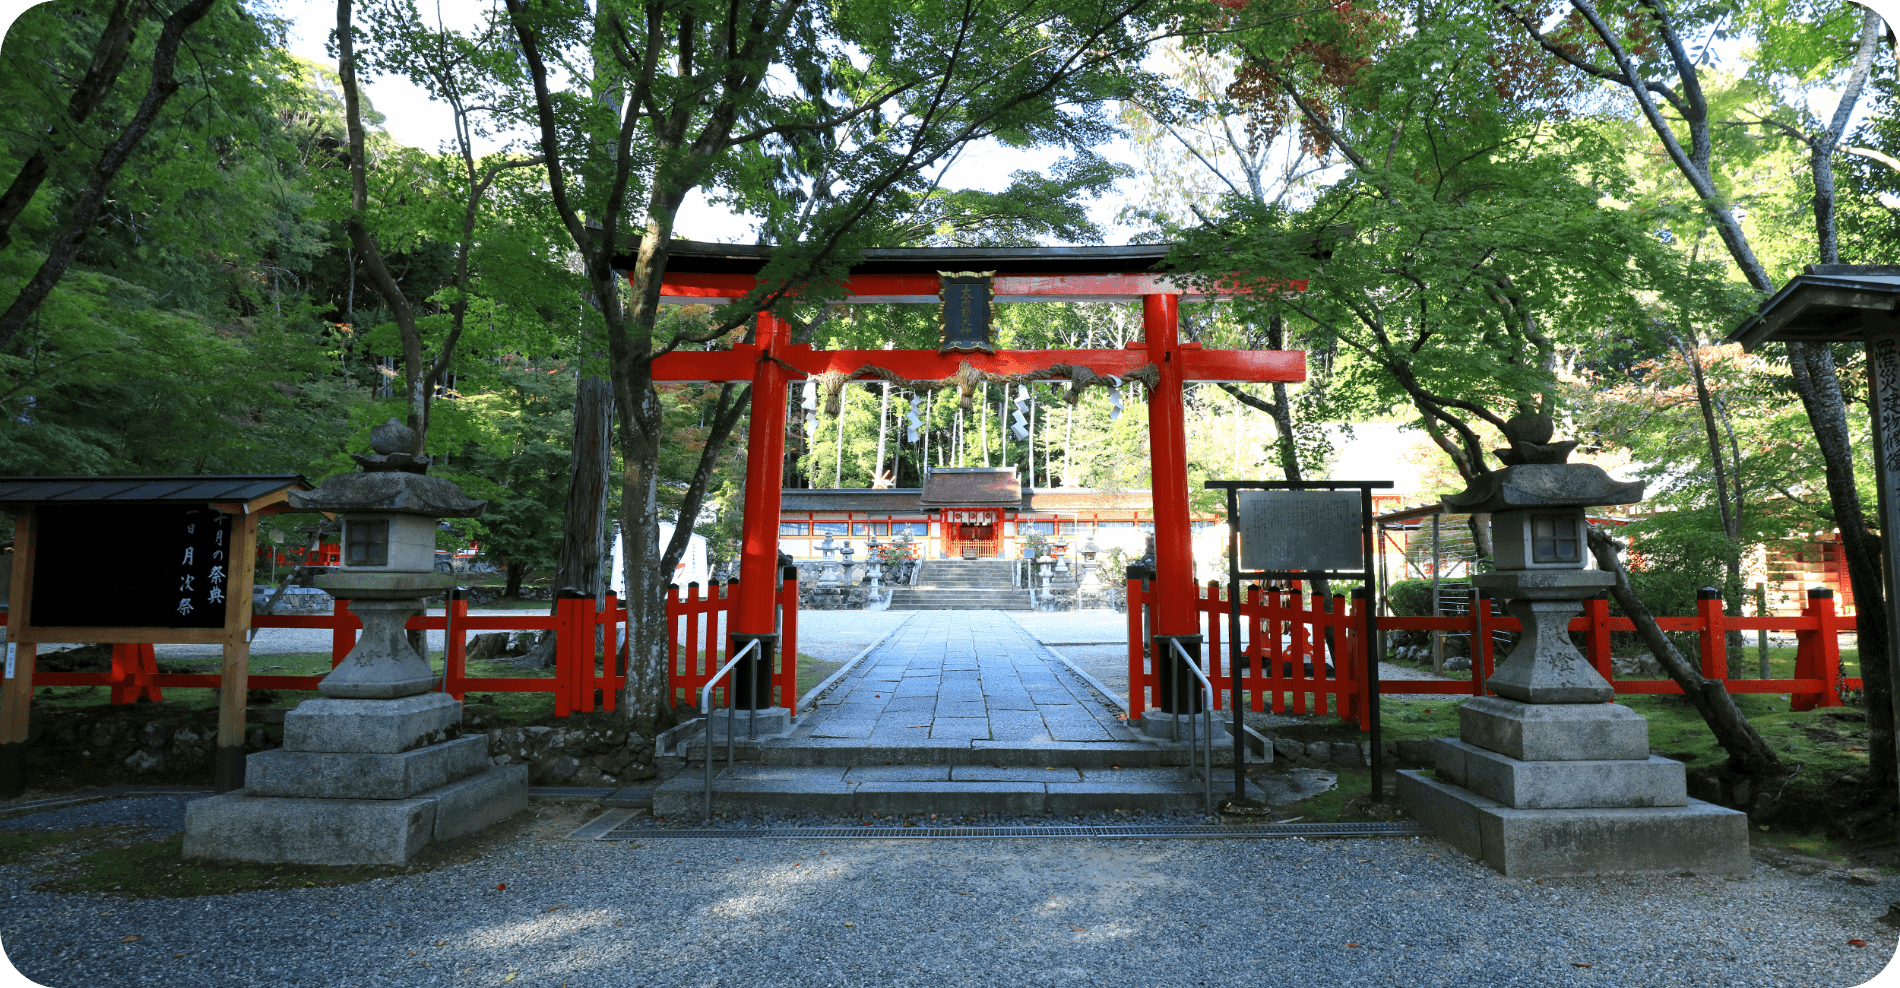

{"left": 1397, "top": 697, "right": 1749, "bottom": 877}
{"left": 182, "top": 693, "right": 527, "bottom": 865}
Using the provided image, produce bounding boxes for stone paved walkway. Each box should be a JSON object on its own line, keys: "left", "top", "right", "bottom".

{"left": 800, "top": 610, "right": 1130, "bottom": 748}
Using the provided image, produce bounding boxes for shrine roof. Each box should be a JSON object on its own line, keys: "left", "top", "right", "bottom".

{"left": 0, "top": 475, "right": 310, "bottom": 507}
{"left": 781, "top": 489, "right": 923, "bottom": 512}
{"left": 920, "top": 468, "right": 1025, "bottom": 507}
{"left": 641, "top": 240, "right": 1180, "bottom": 277}
{"left": 1022, "top": 490, "right": 1154, "bottom": 510}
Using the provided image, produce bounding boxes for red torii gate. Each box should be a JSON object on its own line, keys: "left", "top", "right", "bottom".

{"left": 633, "top": 241, "right": 1305, "bottom": 715}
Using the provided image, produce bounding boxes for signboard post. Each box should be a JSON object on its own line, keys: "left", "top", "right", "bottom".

{"left": 1209, "top": 479, "right": 1393, "bottom": 806}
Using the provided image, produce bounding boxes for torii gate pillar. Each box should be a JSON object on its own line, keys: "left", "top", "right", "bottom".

{"left": 729, "top": 311, "right": 789, "bottom": 708}
{"left": 1143, "top": 293, "right": 1204, "bottom": 715}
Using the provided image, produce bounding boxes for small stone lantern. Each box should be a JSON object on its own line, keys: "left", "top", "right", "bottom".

{"left": 1397, "top": 414, "right": 1748, "bottom": 877}
{"left": 1078, "top": 535, "right": 1102, "bottom": 594}
{"left": 182, "top": 419, "right": 527, "bottom": 867}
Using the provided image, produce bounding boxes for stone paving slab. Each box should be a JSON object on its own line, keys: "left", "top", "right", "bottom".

{"left": 878, "top": 696, "right": 936, "bottom": 715}
{"left": 984, "top": 709, "right": 1053, "bottom": 743}
{"left": 1040, "top": 706, "right": 1116, "bottom": 742}
{"left": 678, "top": 610, "right": 1234, "bottom": 806}
{"left": 810, "top": 715, "right": 879, "bottom": 739}
{"left": 934, "top": 699, "right": 988, "bottom": 719}
{"left": 950, "top": 766, "right": 1082, "bottom": 783}
{"left": 929, "top": 717, "right": 991, "bottom": 740}
{"left": 845, "top": 765, "right": 952, "bottom": 782}
{"left": 853, "top": 782, "right": 1047, "bottom": 815}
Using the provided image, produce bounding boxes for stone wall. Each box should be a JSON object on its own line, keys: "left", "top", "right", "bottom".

{"left": 21, "top": 703, "right": 657, "bottom": 788}
{"left": 477, "top": 721, "right": 656, "bottom": 786}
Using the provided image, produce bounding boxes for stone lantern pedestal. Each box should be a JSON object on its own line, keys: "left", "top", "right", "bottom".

{"left": 183, "top": 420, "right": 527, "bottom": 865}
{"left": 1397, "top": 416, "right": 1748, "bottom": 877}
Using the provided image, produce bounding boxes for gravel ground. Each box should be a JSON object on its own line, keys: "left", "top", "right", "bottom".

{"left": 2, "top": 796, "right": 1897, "bottom": 987}
{"left": 0, "top": 796, "right": 207, "bottom": 835}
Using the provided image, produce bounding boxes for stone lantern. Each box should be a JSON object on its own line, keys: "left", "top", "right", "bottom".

{"left": 864, "top": 535, "right": 883, "bottom": 592}
{"left": 816, "top": 533, "right": 843, "bottom": 588}
{"left": 183, "top": 419, "right": 527, "bottom": 866}
{"left": 1397, "top": 415, "right": 1747, "bottom": 877}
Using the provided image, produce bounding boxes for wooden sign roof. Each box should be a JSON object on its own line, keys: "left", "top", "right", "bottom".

{"left": 0, "top": 475, "right": 310, "bottom": 508}
{"left": 1727, "top": 264, "right": 1900, "bottom": 350}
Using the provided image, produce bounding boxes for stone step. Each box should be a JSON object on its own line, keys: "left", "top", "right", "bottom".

{"left": 651, "top": 764, "right": 1254, "bottom": 817}
{"left": 885, "top": 590, "right": 1033, "bottom": 610}
{"left": 677, "top": 737, "right": 1227, "bottom": 769}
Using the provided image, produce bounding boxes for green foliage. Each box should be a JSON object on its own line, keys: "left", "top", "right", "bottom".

{"left": 1623, "top": 510, "right": 1744, "bottom": 620}
{"left": 448, "top": 364, "right": 579, "bottom": 587}
{"left": 1386, "top": 578, "right": 1438, "bottom": 618}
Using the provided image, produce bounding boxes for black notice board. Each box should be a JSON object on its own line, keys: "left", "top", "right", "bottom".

{"left": 29, "top": 503, "right": 233, "bottom": 629}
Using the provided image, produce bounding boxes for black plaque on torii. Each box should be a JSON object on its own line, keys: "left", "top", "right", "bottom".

{"left": 937, "top": 270, "right": 996, "bottom": 355}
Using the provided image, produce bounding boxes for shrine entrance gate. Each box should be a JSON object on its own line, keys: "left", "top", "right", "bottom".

{"left": 636, "top": 241, "right": 1305, "bottom": 716}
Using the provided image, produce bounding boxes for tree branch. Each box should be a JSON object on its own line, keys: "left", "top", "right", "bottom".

{"left": 0, "top": 0, "right": 219, "bottom": 355}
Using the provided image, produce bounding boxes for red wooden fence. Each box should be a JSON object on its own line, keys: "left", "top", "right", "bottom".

{"left": 1126, "top": 579, "right": 1855, "bottom": 729}
{"left": 28, "top": 575, "right": 801, "bottom": 717}
{"left": 663, "top": 576, "right": 801, "bottom": 711}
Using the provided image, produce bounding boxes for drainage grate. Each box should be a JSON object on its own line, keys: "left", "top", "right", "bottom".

{"left": 599, "top": 822, "right": 1428, "bottom": 840}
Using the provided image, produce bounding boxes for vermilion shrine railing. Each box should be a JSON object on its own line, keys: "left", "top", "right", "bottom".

{"left": 663, "top": 577, "right": 801, "bottom": 712}
{"left": 1125, "top": 578, "right": 1856, "bottom": 729}
{"left": 31, "top": 574, "right": 801, "bottom": 717}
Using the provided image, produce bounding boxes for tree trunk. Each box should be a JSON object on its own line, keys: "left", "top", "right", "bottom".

{"left": 876, "top": 381, "right": 891, "bottom": 482}
{"left": 504, "top": 561, "right": 528, "bottom": 599}
{"left": 1675, "top": 328, "right": 1752, "bottom": 675}
{"left": 0, "top": 0, "right": 146, "bottom": 250}
{"left": 1787, "top": 342, "right": 1895, "bottom": 797}
{"left": 557, "top": 374, "right": 614, "bottom": 599}
{"left": 1588, "top": 525, "right": 1784, "bottom": 781}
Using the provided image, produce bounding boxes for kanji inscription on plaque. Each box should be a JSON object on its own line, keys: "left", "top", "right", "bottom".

{"left": 937, "top": 270, "right": 996, "bottom": 355}
{"left": 1237, "top": 490, "right": 1363, "bottom": 572}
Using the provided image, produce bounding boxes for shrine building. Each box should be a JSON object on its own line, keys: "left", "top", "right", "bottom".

{"left": 777, "top": 466, "right": 1218, "bottom": 560}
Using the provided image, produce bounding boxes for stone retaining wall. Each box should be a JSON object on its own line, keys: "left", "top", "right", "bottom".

{"left": 1264, "top": 734, "right": 1440, "bottom": 769}
{"left": 23, "top": 703, "right": 657, "bottom": 788}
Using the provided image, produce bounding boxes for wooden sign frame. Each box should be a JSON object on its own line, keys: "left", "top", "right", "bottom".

{"left": 2, "top": 484, "right": 305, "bottom": 795}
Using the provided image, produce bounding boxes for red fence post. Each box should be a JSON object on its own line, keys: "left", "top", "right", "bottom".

{"left": 671, "top": 583, "right": 691, "bottom": 711}
{"left": 1348, "top": 591, "right": 1370, "bottom": 730}
{"left": 1245, "top": 584, "right": 1264, "bottom": 712}
{"left": 1204, "top": 581, "right": 1226, "bottom": 710}
{"left": 107, "top": 644, "right": 161, "bottom": 704}
{"left": 1696, "top": 587, "right": 1726, "bottom": 684}
{"left": 601, "top": 592, "right": 620, "bottom": 712}
{"left": 1812, "top": 587, "right": 1842, "bottom": 707}
{"left": 444, "top": 589, "right": 469, "bottom": 701}
{"left": 552, "top": 593, "right": 579, "bottom": 718}
{"left": 1792, "top": 591, "right": 1820, "bottom": 712}
{"left": 1472, "top": 590, "right": 1498, "bottom": 696}
{"left": 1126, "top": 574, "right": 1148, "bottom": 720}
{"left": 780, "top": 566, "right": 800, "bottom": 713}
{"left": 331, "top": 597, "right": 356, "bottom": 668}
{"left": 1586, "top": 592, "right": 1613, "bottom": 685}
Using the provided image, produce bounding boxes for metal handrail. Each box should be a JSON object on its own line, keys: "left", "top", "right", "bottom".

{"left": 1167, "top": 638, "right": 1216, "bottom": 816}
{"left": 701, "top": 637, "right": 763, "bottom": 819}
